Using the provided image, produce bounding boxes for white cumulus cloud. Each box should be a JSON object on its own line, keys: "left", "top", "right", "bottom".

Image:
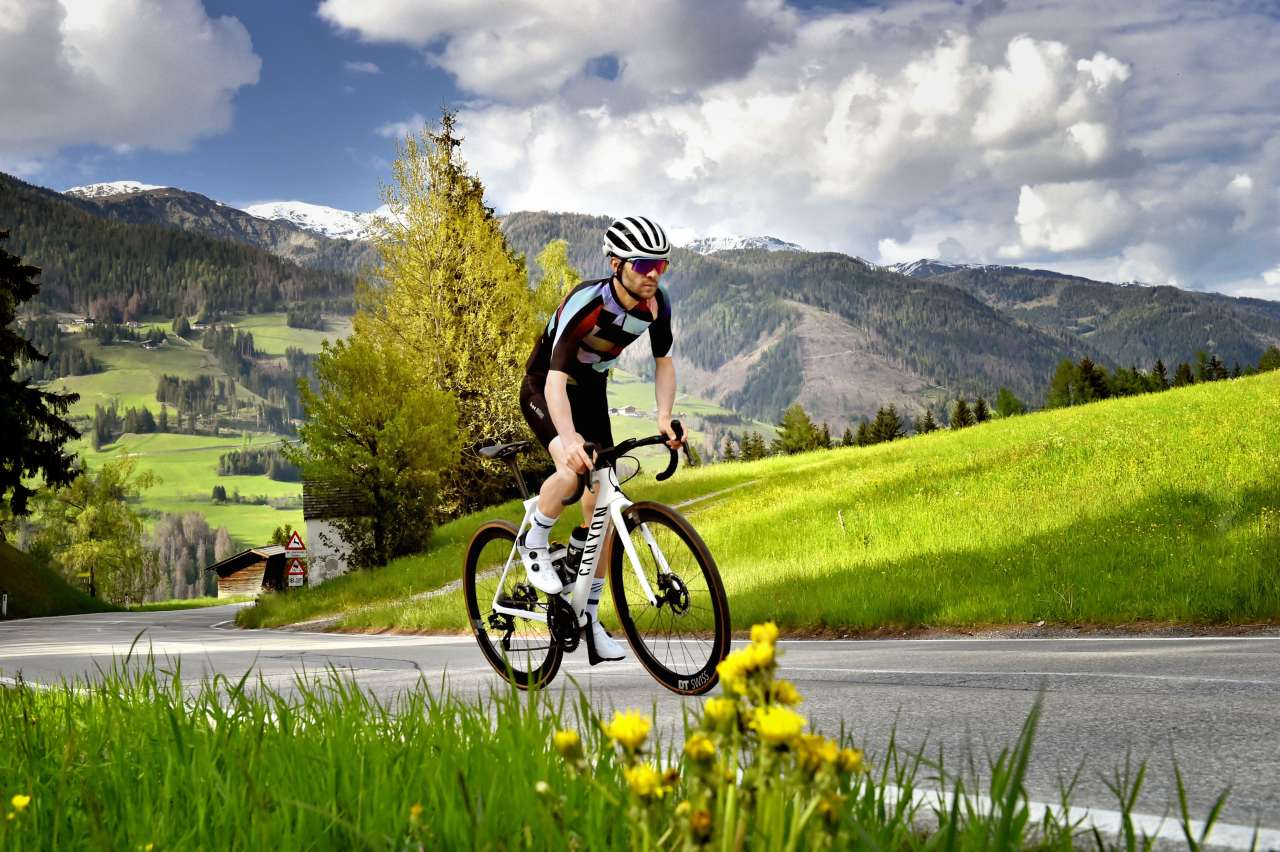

{"left": 0, "top": 0, "right": 260, "bottom": 165}
{"left": 345, "top": 0, "right": 1280, "bottom": 299}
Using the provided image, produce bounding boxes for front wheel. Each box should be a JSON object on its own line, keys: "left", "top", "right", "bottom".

{"left": 608, "top": 501, "right": 731, "bottom": 695}
{"left": 463, "top": 520, "right": 562, "bottom": 690}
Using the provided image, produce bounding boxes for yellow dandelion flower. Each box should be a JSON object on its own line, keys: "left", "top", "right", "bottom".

{"left": 624, "top": 764, "right": 667, "bottom": 799}
{"left": 409, "top": 803, "right": 424, "bottom": 823}
{"left": 684, "top": 732, "right": 716, "bottom": 762}
{"left": 817, "top": 792, "right": 847, "bottom": 825}
{"left": 144, "top": 844, "right": 154, "bottom": 852}
{"left": 604, "top": 709, "right": 651, "bottom": 752}
{"left": 716, "top": 653, "right": 746, "bottom": 685}
{"left": 837, "top": 747, "right": 865, "bottom": 774}
{"left": 553, "top": 729, "right": 582, "bottom": 759}
{"left": 10, "top": 795, "right": 30, "bottom": 812}
{"left": 703, "top": 697, "right": 737, "bottom": 725}
{"left": 750, "top": 622, "right": 779, "bottom": 646}
{"left": 675, "top": 800, "right": 692, "bottom": 817}
{"left": 751, "top": 705, "right": 806, "bottom": 745}
{"left": 745, "top": 640, "right": 775, "bottom": 670}
{"left": 795, "top": 734, "right": 839, "bottom": 771}
{"left": 769, "top": 679, "right": 802, "bottom": 706}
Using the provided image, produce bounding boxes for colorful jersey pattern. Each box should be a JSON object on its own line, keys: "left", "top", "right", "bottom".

{"left": 525, "top": 276, "right": 673, "bottom": 385}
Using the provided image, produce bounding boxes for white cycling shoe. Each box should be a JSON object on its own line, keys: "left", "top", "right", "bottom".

{"left": 585, "top": 617, "right": 627, "bottom": 665}
{"left": 517, "top": 533, "right": 566, "bottom": 596}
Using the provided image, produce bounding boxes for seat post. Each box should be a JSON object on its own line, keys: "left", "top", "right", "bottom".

{"left": 506, "top": 458, "right": 530, "bottom": 500}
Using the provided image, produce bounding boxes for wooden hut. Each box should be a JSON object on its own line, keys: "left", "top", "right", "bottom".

{"left": 205, "top": 545, "right": 286, "bottom": 598}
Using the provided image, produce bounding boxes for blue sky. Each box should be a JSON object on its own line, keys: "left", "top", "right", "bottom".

{"left": 3, "top": 0, "right": 1280, "bottom": 300}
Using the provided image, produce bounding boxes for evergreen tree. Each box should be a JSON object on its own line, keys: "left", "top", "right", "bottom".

{"left": 211, "top": 485, "right": 227, "bottom": 503}
{"left": 774, "top": 403, "right": 820, "bottom": 455}
{"left": 360, "top": 109, "right": 543, "bottom": 518}
{"left": 1, "top": 232, "right": 80, "bottom": 533}
{"left": 994, "top": 387, "right": 1025, "bottom": 417}
{"left": 871, "top": 405, "right": 906, "bottom": 442}
{"left": 1077, "top": 357, "right": 1109, "bottom": 401}
{"left": 721, "top": 436, "right": 737, "bottom": 462}
{"left": 854, "top": 420, "right": 874, "bottom": 446}
{"left": 158, "top": 405, "right": 169, "bottom": 433}
{"left": 819, "top": 422, "right": 832, "bottom": 449}
{"left": 918, "top": 408, "right": 939, "bottom": 434}
{"left": 1260, "top": 346, "right": 1280, "bottom": 372}
{"left": 1151, "top": 359, "right": 1169, "bottom": 390}
{"left": 1172, "top": 362, "right": 1195, "bottom": 387}
{"left": 973, "top": 396, "right": 990, "bottom": 423}
{"left": 173, "top": 315, "right": 192, "bottom": 338}
{"left": 952, "top": 399, "right": 975, "bottom": 428}
{"left": 1209, "top": 354, "right": 1228, "bottom": 381}
{"left": 841, "top": 426, "right": 854, "bottom": 447}
{"left": 1231, "top": 361, "right": 1242, "bottom": 379}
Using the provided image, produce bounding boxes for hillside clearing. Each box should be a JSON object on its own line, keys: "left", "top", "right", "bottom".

{"left": 241, "top": 371, "right": 1280, "bottom": 633}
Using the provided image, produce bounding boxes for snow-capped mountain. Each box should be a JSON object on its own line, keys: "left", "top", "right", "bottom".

{"left": 887, "top": 258, "right": 1010, "bottom": 278}
{"left": 680, "top": 234, "right": 807, "bottom": 254}
{"left": 65, "top": 180, "right": 168, "bottom": 198}
{"left": 240, "top": 200, "right": 379, "bottom": 241}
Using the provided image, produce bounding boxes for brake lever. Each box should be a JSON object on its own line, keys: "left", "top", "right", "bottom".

{"left": 563, "top": 443, "right": 599, "bottom": 505}
{"left": 655, "top": 420, "right": 684, "bottom": 482}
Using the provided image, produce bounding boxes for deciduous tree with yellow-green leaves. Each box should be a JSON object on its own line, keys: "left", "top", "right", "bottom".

{"left": 288, "top": 336, "right": 458, "bottom": 568}
{"left": 358, "top": 110, "right": 560, "bottom": 516}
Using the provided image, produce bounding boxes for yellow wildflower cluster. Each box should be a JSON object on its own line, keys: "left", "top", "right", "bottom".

{"left": 545, "top": 623, "right": 870, "bottom": 847}
{"left": 5, "top": 793, "right": 31, "bottom": 822}
{"left": 603, "top": 709, "right": 651, "bottom": 753}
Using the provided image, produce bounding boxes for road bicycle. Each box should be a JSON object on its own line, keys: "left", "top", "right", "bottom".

{"left": 464, "top": 421, "right": 731, "bottom": 695}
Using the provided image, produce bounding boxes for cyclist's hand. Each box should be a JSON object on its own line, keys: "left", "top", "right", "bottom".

{"left": 562, "top": 433, "right": 594, "bottom": 474}
{"left": 658, "top": 416, "right": 684, "bottom": 449}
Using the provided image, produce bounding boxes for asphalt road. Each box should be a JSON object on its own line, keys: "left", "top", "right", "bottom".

{"left": 2, "top": 606, "right": 1278, "bottom": 845}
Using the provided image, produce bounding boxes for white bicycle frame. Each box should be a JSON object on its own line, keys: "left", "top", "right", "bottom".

{"left": 488, "top": 464, "right": 667, "bottom": 628}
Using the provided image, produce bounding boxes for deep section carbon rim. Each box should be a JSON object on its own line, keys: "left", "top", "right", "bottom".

{"left": 463, "top": 521, "right": 562, "bottom": 689}
{"left": 609, "top": 502, "right": 730, "bottom": 695}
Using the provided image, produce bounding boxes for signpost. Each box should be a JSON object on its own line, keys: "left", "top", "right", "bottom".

{"left": 284, "top": 531, "right": 307, "bottom": 589}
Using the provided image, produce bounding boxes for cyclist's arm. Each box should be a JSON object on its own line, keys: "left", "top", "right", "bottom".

{"left": 654, "top": 356, "right": 682, "bottom": 447}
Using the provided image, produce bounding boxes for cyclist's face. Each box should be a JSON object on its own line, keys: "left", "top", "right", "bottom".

{"left": 618, "top": 258, "right": 662, "bottom": 300}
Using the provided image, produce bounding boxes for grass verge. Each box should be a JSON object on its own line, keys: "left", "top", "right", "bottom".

{"left": 244, "top": 372, "right": 1280, "bottom": 634}
{"left": 0, "top": 542, "right": 114, "bottom": 620}
{"left": 0, "top": 630, "right": 1233, "bottom": 850}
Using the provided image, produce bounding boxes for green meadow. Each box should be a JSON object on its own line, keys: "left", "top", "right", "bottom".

{"left": 228, "top": 313, "right": 353, "bottom": 355}
{"left": 243, "top": 371, "right": 1280, "bottom": 633}
{"left": 78, "top": 432, "right": 302, "bottom": 547}
{"left": 50, "top": 335, "right": 221, "bottom": 418}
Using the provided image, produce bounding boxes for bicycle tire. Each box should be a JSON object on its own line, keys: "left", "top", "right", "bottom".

{"left": 608, "top": 501, "right": 731, "bottom": 695}
{"left": 463, "top": 520, "right": 563, "bottom": 690}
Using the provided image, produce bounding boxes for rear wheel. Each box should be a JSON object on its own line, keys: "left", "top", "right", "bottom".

{"left": 463, "top": 520, "right": 562, "bottom": 690}
{"left": 608, "top": 502, "right": 730, "bottom": 695}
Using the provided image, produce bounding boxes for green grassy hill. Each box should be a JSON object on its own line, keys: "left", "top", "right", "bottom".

{"left": 0, "top": 542, "right": 115, "bottom": 620}
{"left": 241, "top": 370, "right": 1280, "bottom": 633}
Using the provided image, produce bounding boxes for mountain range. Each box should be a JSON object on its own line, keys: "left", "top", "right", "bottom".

{"left": 5, "top": 172, "right": 1279, "bottom": 426}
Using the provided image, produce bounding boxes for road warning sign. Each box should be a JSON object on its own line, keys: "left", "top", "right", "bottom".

{"left": 284, "top": 530, "right": 306, "bottom": 554}
{"left": 287, "top": 558, "right": 307, "bottom": 588}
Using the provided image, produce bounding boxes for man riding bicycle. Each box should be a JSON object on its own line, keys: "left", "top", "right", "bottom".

{"left": 517, "top": 215, "right": 685, "bottom": 663}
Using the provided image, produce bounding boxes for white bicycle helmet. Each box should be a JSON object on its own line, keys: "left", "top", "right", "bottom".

{"left": 602, "top": 216, "right": 670, "bottom": 260}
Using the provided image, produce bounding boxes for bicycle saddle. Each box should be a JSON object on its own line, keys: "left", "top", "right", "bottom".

{"left": 479, "top": 440, "right": 530, "bottom": 460}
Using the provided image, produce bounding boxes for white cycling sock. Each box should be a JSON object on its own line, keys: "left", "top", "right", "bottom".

{"left": 525, "top": 507, "right": 557, "bottom": 550}
{"left": 585, "top": 578, "right": 606, "bottom": 620}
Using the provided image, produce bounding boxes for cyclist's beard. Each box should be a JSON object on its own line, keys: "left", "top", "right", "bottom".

{"left": 614, "top": 270, "right": 647, "bottom": 303}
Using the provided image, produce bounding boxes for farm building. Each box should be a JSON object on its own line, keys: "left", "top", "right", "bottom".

{"left": 302, "top": 480, "right": 368, "bottom": 585}
{"left": 205, "top": 545, "right": 286, "bottom": 598}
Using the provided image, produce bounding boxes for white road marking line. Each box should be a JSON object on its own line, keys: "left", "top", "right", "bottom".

{"left": 783, "top": 667, "right": 1279, "bottom": 686}
{"left": 885, "top": 785, "right": 1279, "bottom": 851}
{"left": 674, "top": 479, "right": 761, "bottom": 509}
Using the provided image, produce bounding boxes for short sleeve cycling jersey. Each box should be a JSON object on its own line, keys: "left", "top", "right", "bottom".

{"left": 525, "top": 276, "right": 673, "bottom": 386}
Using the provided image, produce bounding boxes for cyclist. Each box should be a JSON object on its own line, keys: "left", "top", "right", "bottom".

{"left": 517, "top": 215, "right": 685, "bottom": 663}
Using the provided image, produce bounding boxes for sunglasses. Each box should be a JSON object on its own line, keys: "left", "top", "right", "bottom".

{"left": 628, "top": 257, "right": 670, "bottom": 276}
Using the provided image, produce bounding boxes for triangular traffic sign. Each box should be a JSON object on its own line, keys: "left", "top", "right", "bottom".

{"left": 285, "top": 530, "right": 306, "bottom": 551}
